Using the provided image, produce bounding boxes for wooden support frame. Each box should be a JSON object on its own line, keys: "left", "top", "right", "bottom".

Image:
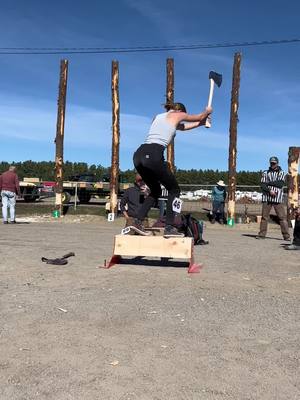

{"left": 101, "top": 235, "right": 202, "bottom": 273}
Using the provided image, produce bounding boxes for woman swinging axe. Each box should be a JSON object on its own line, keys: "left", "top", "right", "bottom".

{"left": 130, "top": 102, "right": 212, "bottom": 237}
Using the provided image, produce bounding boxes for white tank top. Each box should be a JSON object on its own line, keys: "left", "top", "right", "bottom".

{"left": 144, "top": 112, "right": 176, "bottom": 147}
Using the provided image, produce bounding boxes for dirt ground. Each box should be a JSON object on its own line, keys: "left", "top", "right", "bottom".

{"left": 0, "top": 216, "right": 299, "bottom": 400}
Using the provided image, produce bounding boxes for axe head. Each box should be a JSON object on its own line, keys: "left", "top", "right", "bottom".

{"left": 209, "top": 71, "right": 222, "bottom": 87}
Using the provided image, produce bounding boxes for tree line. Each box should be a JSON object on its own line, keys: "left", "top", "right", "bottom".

{"left": 0, "top": 160, "right": 263, "bottom": 185}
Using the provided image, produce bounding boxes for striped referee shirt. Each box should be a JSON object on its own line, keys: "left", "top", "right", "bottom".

{"left": 158, "top": 185, "right": 168, "bottom": 200}
{"left": 261, "top": 167, "right": 286, "bottom": 203}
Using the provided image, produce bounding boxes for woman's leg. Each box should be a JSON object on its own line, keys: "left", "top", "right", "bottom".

{"left": 157, "top": 163, "right": 180, "bottom": 226}
{"left": 133, "top": 144, "right": 163, "bottom": 222}
{"left": 133, "top": 143, "right": 181, "bottom": 230}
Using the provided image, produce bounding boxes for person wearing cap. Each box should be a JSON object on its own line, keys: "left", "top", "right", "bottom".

{"left": 256, "top": 156, "right": 290, "bottom": 241}
{"left": 131, "top": 102, "right": 212, "bottom": 237}
{"left": 211, "top": 180, "right": 227, "bottom": 224}
{"left": 120, "top": 174, "right": 149, "bottom": 228}
{"left": 0, "top": 165, "right": 21, "bottom": 224}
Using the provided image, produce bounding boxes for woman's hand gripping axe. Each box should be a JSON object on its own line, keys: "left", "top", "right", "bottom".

{"left": 205, "top": 71, "right": 222, "bottom": 128}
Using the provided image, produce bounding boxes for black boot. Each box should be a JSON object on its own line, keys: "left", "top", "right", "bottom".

{"left": 130, "top": 219, "right": 151, "bottom": 236}
{"left": 164, "top": 225, "right": 184, "bottom": 238}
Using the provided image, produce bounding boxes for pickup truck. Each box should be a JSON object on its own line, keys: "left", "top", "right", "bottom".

{"left": 62, "top": 174, "right": 131, "bottom": 204}
{"left": 20, "top": 179, "right": 42, "bottom": 202}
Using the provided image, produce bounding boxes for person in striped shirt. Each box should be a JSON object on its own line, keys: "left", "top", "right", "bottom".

{"left": 256, "top": 156, "right": 290, "bottom": 240}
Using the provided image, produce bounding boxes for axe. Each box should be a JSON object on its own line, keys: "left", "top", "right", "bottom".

{"left": 205, "top": 71, "right": 222, "bottom": 128}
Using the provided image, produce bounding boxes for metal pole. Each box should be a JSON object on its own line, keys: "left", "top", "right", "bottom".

{"left": 109, "top": 60, "right": 120, "bottom": 218}
{"left": 54, "top": 59, "right": 68, "bottom": 217}
{"left": 227, "top": 52, "right": 242, "bottom": 226}
{"left": 166, "top": 58, "right": 175, "bottom": 172}
{"left": 287, "top": 146, "right": 300, "bottom": 225}
{"left": 74, "top": 182, "right": 78, "bottom": 211}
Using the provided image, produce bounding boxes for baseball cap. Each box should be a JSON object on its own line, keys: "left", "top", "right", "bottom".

{"left": 269, "top": 156, "right": 279, "bottom": 163}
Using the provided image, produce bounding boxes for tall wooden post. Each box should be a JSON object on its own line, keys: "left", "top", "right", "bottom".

{"left": 287, "top": 146, "right": 300, "bottom": 224}
{"left": 110, "top": 60, "right": 120, "bottom": 217}
{"left": 227, "top": 52, "right": 242, "bottom": 226}
{"left": 54, "top": 59, "right": 68, "bottom": 216}
{"left": 166, "top": 58, "right": 175, "bottom": 172}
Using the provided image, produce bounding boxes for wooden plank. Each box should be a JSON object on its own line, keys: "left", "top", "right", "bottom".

{"left": 62, "top": 182, "right": 94, "bottom": 189}
{"left": 113, "top": 235, "right": 192, "bottom": 259}
{"left": 23, "top": 177, "right": 40, "bottom": 183}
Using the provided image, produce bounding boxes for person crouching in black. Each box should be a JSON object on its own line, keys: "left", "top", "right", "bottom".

{"left": 120, "top": 174, "right": 149, "bottom": 228}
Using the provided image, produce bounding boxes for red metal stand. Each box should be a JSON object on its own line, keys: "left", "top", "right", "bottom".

{"left": 101, "top": 254, "right": 121, "bottom": 269}
{"left": 187, "top": 259, "right": 203, "bottom": 273}
{"left": 100, "top": 236, "right": 203, "bottom": 273}
{"left": 187, "top": 243, "right": 203, "bottom": 273}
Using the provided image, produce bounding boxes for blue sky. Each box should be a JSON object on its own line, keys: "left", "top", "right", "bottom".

{"left": 0, "top": 0, "right": 299, "bottom": 172}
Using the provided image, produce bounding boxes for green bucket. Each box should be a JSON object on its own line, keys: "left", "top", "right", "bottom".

{"left": 227, "top": 217, "right": 235, "bottom": 227}
{"left": 52, "top": 210, "right": 60, "bottom": 218}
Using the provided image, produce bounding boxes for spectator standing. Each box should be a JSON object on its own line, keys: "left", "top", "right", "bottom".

{"left": 0, "top": 165, "right": 21, "bottom": 224}
{"left": 256, "top": 156, "right": 290, "bottom": 241}
{"left": 211, "top": 180, "right": 226, "bottom": 224}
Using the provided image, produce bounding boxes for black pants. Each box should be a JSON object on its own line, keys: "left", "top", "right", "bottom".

{"left": 133, "top": 143, "right": 180, "bottom": 226}
{"left": 212, "top": 201, "right": 225, "bottom": 222}
{"left": 293, "top": 217, "right": 300, "bottom": 245}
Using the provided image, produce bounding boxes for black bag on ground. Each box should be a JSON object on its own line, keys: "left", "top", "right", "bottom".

{"left": 152, "top": 214, "right": 208, "bottom": 245}
{"left": 181, "top": 214, "right": 205, "bottom": 245}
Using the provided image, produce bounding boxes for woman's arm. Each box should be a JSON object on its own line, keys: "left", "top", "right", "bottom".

{"left": 177, "top": 117, "right": 210, "bottom": 131}
{"left": 167, "top": 106, "right": 212, "bottom": 126}
{"left": 181, "top": 109, "right": 212, "bottom": 123}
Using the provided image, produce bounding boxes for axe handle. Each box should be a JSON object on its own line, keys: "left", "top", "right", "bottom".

{"left": 205, "top": 79, "right": 215, "bottom": 128}
{"left": 207, "top": 79, "right": 215, "bottom": 107}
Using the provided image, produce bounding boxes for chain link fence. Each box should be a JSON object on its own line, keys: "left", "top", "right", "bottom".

{"left": 179, "top": 184, "right": 289, "bottom": 216}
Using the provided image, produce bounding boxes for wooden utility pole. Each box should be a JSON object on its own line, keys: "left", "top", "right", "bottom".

{"left": 287, "top": 146, "right": 300, "bottom": 224}
{"left": 54, "top": 59, "right": 68, "bottom": 216}
{"left": 227, "top": 52, "right": 242, "bottom": 226}
{"left": 110, "top": 60, "right": 120, "bottom": 217}
{"left": 166, "top": 58, "right": 175, "bottom": 172}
